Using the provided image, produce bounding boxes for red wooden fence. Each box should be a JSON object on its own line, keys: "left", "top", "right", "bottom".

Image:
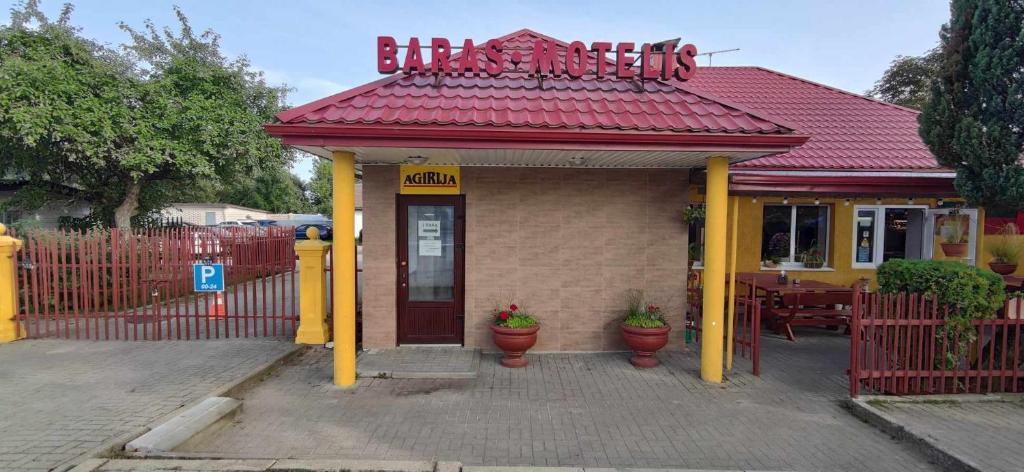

{"left": 14, "top": 227, "right": 297, "bottom": 340}
{"left": 849, "top": 292, "right": 1024, "bottom": 396}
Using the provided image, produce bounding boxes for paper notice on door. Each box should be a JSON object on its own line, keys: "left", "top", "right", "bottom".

{"left": 418, "top": 220, "right": 440, "bottom": 237}
{"left": 418, "top": 239, "right": 442, "bottom": 256}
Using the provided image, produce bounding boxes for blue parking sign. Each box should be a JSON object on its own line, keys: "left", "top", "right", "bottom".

{"left": 193, "top": 263, "right": 225, "bottom": 292}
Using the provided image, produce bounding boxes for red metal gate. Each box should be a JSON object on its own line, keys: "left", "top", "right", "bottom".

{"left": 14, "top": 227, "right": 297, "bottom": 340}
{"left": 685, "top": 270, "right": 761, "bottom": 375}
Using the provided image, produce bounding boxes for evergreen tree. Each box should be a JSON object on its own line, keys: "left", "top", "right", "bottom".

{"left": 919, "top": 0, "right": 1024, "bottom": 210}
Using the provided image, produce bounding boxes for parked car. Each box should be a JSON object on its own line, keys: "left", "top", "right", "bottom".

{"left": 255, "top": 219, "right": 279, "bottom": 227}
{"left": 295, "top": 223, "right": 332, "bottom": 241}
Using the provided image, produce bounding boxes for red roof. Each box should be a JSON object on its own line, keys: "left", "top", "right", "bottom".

{"left": 273, "top": 30, "right": 804, "bottom": 147}
{"left": 685, "top": 67, "right": 942, "bottom": 171}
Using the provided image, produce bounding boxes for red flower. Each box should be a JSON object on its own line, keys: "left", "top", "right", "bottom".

{"left": 499, "top": 311, "right": 509, "bottom": 320}
{"left": 510, "top": 304, "right": 519, "bottom": 312}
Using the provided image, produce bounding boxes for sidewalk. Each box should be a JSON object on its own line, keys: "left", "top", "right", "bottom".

{"left": 0, "top": 339, "right": 298, "bottom": 472}
{"left": 851, "top": 397, "right": 1024, "bottom": 472}
{"left": 180, "top": 332, "right": 938, "bottom": 471}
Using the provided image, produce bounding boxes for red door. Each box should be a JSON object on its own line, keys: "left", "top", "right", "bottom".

{"left": 397, "top": 195, "right": 465, "bottom": 344}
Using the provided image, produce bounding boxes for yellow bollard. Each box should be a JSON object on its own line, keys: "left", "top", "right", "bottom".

{"left": 295, "top": 227, "right": 331, "bottom": 345}
{"left": 0, "top": 223, "right": 24, "bottom": 343}
{"left": 332, "top": 151, "right": 357, "bottom": 388}
{"left": 700, "top": 157, "right": 729, "bottom": 383}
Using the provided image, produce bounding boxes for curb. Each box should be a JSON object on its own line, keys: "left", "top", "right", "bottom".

{"left": 62, "top": 458, "right": 793, "bottom": 472}
{"left": 58, "top": 343, "right": 306, "bottom": 472}
{"left": 843, "top": 397, "right": 983, "bottom": 472}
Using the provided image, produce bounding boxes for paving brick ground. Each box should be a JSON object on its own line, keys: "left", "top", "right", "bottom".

{"left": 357, "top": 347, "right": 480, "bottom": 378}
{"left": 183, "top": 331, "right": 940, "bottom": 471}
{"left": 873, "top": 400, "right": 1024, "bottom": 472}
{"left": 0, "top": 339, "right": 296, "bottom": 472}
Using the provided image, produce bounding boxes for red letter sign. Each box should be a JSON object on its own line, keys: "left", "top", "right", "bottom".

{"left": 615, "top": 42, "right": 635, "bottom": 79}
{"left": 377, "top": 36, "right": 398, "bottom": 73}
{"left": 675, "top": 43, "right": 698, "bottom": 81}
{"left": 565, "top": 41, "right": 589, "bottom": 78}
{"left": 530, "top": 39, "right": 562, "bottom": 77}
{"left": 431, "top": 38, "right": 452, "bottom": 75}
{"left": 640, "top": 43, "right": 660, "bottom": 79}
{"left": 591, "top": 42, "right": 612, "bottom": 77}
{"left": 484, "top": 39, "right": 504, "bottom": 76}
{"left": 403, "top": 37, "right": 425, "bottom": 74}
{"left": 457, "top": 39, "right": 480, "bottom": 76}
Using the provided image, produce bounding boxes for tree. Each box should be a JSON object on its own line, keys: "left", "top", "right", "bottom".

{"left": 919, "top": 0, "right": 1024, "bottom": 210}
{"left": 866, "top": 50, "right": 941, "bottom": 109}
{"left": 0, "top": 1, "right": 291, "bottom": 228}
{"left": 219, "top": 167, "right": 312, "bottom": 214}
{"left": 307, "top": 158, "right": 333, "bottom": 216}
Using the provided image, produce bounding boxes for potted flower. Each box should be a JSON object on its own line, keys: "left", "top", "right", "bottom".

{"left": 490, "top": 303, "right": 539, "bottom": 368}
{"left": 763, "top": 255, "right": 781, "bottom": 269}
{"left": 688, "top": 242, "right": 702, "bottom": 268}
{"left": 620, "top": 289, "right": 670, "bottom": 368}
{"left": 988, "top": 223, "right": 1022, "bottom": 275}
{"left": 939, "top": 209, "right": 969, "bottom": 258}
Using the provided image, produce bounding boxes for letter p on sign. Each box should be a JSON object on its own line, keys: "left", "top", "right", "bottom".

{"left": 193, "top": 263, "right": 225, "bottom": 292}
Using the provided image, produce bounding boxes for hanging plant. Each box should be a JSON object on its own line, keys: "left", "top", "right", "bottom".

{"left": 681, "top": 205, "right": 705, "bottom": 225}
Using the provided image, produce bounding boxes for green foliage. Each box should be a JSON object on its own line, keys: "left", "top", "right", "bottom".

{"left": 987, "top": 223, "right": 1024, "bottom": 264}
{"left": 492, "top": 302, "right": 537, "bottom": 328}
{"left": 877, "top": 259, "right": 1006, "bottom": 367}
{"left": 0, "top": 1, "right": 292, "bottom": 228}
{"left": 623, "top": 289, "right": 666, "bottom": 328}
{"left": 681, "top": 205, "right": 705, "bottom": 225}
{"left": 919, "top": 0, "right": 1024, "bottom": 210}
{"left": 307, "top": 159, "right": 333, "bottom": 216}
{"left": 866, "top": 50, "right": 941, "bottom": 109}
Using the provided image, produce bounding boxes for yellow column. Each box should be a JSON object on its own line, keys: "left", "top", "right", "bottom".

{"left": 0, "top": 224, "right": 24, "bottom": 343}
{"left": 332, "top": 151, "right": 357, "bottom": 387}
{"left": 701, "top": 156, "right": 729, "bottom": 383}
{"left": 295, "top": 227, "right": 331, "bottom": 345}
{"left": 725, "top": 195, "right": 739, "bottom": 371}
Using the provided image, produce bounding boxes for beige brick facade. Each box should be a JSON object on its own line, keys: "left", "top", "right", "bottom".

{"left": 361, "top": 166, "right": 690, "bottom": 351}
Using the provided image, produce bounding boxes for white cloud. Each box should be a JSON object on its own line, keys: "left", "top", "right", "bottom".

{"left": 256, "top": 65, "right": 350, "bottom": 106}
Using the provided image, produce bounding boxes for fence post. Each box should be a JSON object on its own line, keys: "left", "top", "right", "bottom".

{"left": 0, "top": 224, "right": 24, "bottom": 342}
{"left": 295, "top": 227, "right": 331, "bottom": 344}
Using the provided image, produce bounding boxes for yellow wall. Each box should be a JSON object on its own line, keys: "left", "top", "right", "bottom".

{"left": 686, "top": 193, "right": 984, "bottom": 288}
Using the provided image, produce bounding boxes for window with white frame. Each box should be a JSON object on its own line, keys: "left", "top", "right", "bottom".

{"left": 760, "top": 205, "right": 830, "bottom": 267}
{"left": 852, "top": 205, "right": 927, "bottom": 268}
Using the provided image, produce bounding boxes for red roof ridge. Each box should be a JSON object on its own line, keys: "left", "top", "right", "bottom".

{"left": 705, "top": 65, "right": 923, "bottom": 115}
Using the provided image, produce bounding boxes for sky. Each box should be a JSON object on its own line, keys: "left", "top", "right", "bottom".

{"left": 11, "top": 0, "right": 951, "bottom": 181}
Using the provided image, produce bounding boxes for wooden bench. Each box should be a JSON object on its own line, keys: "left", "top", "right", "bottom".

{"left": 769, "top": 290, "right": 854, "bottom": 342}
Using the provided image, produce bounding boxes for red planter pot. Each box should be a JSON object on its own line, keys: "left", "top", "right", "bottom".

{"left": 490, "top": 324, "right": 539, "bottom": 368}
{"left": 989, "top": 262, "right": 1018, "bottom": 275}
{"left": 620, "top": 323, "right": 671, "bottom": 368}
{"left": 941, "top": 243, "right": 968, "bottom": 258}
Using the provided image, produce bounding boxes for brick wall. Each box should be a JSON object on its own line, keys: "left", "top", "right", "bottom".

{"left": 361, "top": 166, "right": 690, "bottom": 351}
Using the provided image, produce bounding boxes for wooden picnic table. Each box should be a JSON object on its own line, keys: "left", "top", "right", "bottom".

{"left": 731, "top": 272, "right": 852, "bottom": 341}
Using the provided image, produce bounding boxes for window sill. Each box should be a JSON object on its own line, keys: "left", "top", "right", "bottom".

{"left": 759, "top": 266, "right": 836, "bottom": 272}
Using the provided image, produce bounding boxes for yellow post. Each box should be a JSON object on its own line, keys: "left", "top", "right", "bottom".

{"left": 725, "top": 195, "right": 739, "bottom": 371}
{"left": 332, "top": 151, "right": 357, "bottom": 388}
{"left": 701, "top": 156, "right": 729, "bottom": 383}
{"left": 0, "top": 224, "right": 24, "bottom": 343}
{"left": 295, "top": 227, "right": 332, "bottom": 345}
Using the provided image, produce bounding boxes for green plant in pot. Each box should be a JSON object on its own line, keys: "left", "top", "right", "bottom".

{"left": 988, "top": 223, "right": 1023, "bottom": 275}
{"left": 939, "top": 209, "right": 969, "bottom": 258}
{"left": 490, "top": 302, "right": 539, "bottom": 368}
{"left": 681, "top": 205, "right": 705, "bottom": 225}
{"left": 688, "top": 242, "right": 702, "bottom": 268}
{"left": 800, "top": 243, "right": 825, "bottom": 269}
{"left": 620, "top": 289, "right": 670, "bottom": 368}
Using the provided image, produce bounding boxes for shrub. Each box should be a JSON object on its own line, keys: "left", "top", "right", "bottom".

{"left": 623, "top": 289, "right": 666, "bottom": 328}
{"left": 877, "top": 259, "right": 1005, "bottom": 367}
